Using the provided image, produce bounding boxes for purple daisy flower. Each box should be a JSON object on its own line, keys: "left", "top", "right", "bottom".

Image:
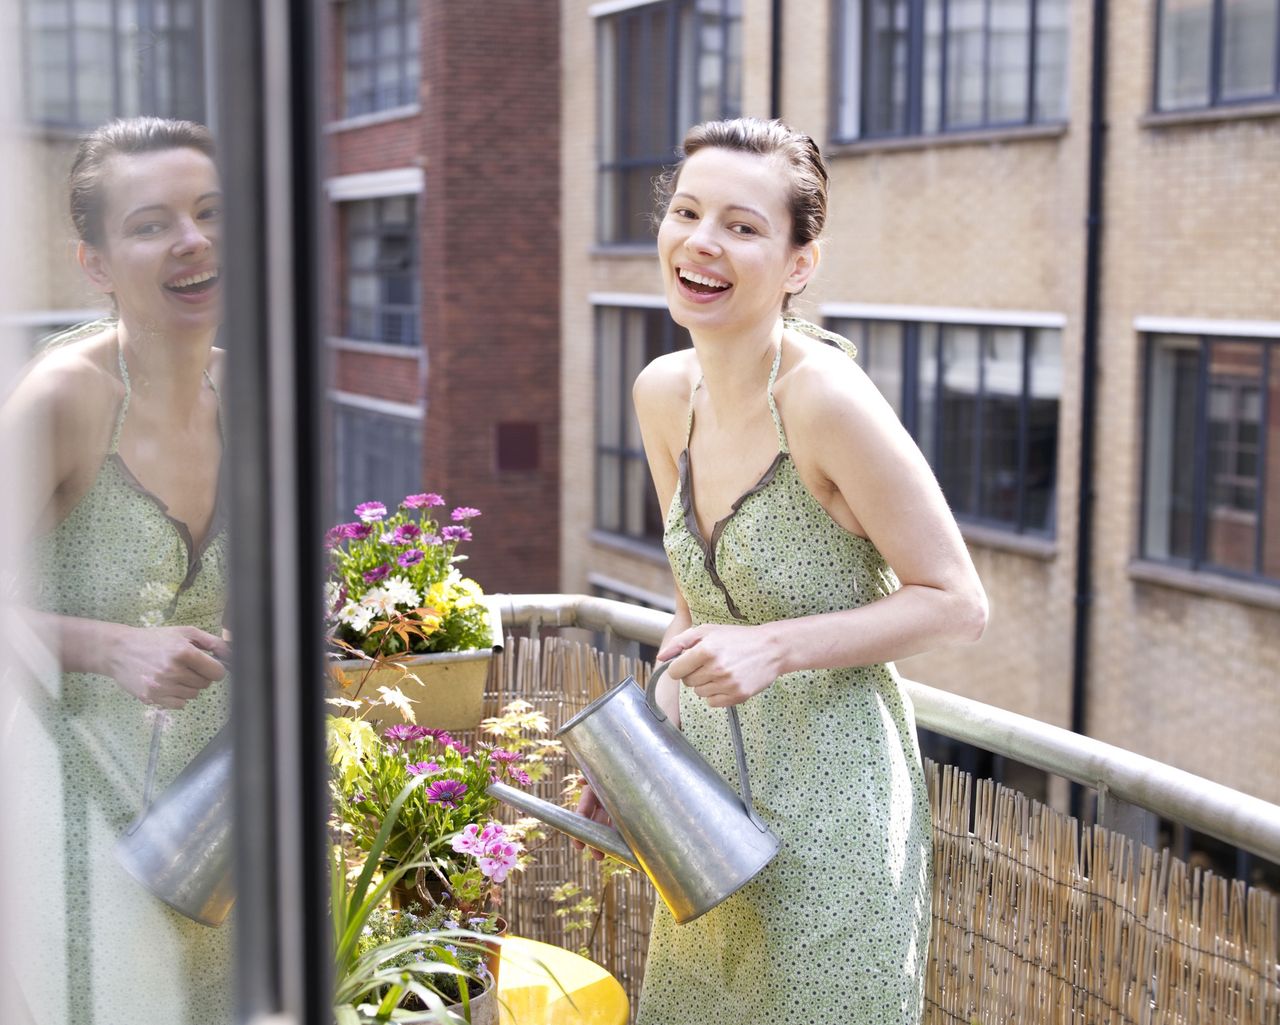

{"left": 341, "top": 521, "right": 373, "bottom": 541}
{"left": 440, "top": 525, "right": 472, "bottom": 543}
{"left": 354, "top": 501, "right": 387, "bottom": 522}
{"left": 407, "top": 760, "right": 441, "bottom": 776}
{"left": 363, "top": 564, "right": 391, "bottom": 584}
{"left": 426, "top": 779, "right": 468, "bottom": 808}
{"left": 509, "top": 768, "right": 532, "bottom": 786}
{"left": 448, "top": 741, "right": 471, "bottom": 757}
{"left": 451, "top": 506, "right": 481, "bottom": 522}
{"left": 397, "top": 548, "right": 424, "bottom": 568}
{"left": 393, "top": 523, "right": 422, "bottom": 543}
{"left": 423, "top": 729, "right": 452, "bottom": 744}
{"left": 402, "top": 492, "right": 445, "bottom": 508}
{"left": 384, "top": 724, "right": 430, "bottom": 744}
{"left": 491, "top": 749, "right": 521, "bottom": 763}
{"left": 421, "top": 532, "right": 442, "bottom": 546}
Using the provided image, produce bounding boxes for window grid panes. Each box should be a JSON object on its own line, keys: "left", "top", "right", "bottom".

{"left": 23, "top": 0, "right": 205, "bottom": 129}
{"left": 1156, "top": 0, "right": 1280, "bottom": 110}
{"left": 331, "top": 402, "right": 423, "bottom": 527}
{"left": 1142, "top": 334, "right": 1279, "bottom": 583}
{"left": 342, "top": 196, "right": 419, "bottom": 346}
{"left": 832, "top": 317, "right": 1061, "bottom": 535}
{"left": 598, "top": 0, "right": 743, "bottom": 244}
{"left": 343, "top": 0, "right": 419, "bottom": 118}
{"left": 596, "top": 305, "right": 692, "bottom": 544}
{"left": 834, "top": 0, "right": 1069, "bottom": 141}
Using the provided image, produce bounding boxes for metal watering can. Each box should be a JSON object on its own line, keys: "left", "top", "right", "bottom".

{"left": 115, "top": 721, "right": 234, "bottom": 927}
{"left": 488, "top": 663, "right": 780, "bottom": 924}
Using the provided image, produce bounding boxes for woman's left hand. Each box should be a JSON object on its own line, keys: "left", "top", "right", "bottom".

{"left": 657, "top": 624, "right": 782, "bottom": 708}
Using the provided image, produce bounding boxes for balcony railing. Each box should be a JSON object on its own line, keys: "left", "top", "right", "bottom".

{"left": 477, "top": 594, "right": 1280, "bottom": 1025}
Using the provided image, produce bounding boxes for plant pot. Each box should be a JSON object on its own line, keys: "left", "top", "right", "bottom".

{"left": 475, "top": 915, "right": 507, "bottom": 992}
{"left": 330, "top": 601, "right": 503, "bottom": 730}
{"left": 441, "top": 978, "right": 498, "bottom": 1025}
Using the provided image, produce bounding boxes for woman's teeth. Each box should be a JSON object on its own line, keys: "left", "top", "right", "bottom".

{"left": 167, "top": 269, "right": 219, "bottom": 292}
{"left": 679, "top": 270, "right": 730, "bottom": 291}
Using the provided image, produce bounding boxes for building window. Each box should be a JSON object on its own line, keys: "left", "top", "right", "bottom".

{"left": 597, "top": 0, "right": 743, "bottom": 244}
{"left": 341, "top": 196, "right": 418, "bottom": 346}
{"left": 331, "top": 399, "right": 423, "bottom": 526}
{"left": 833, "top": 0, "right": 1069, "bottom": 142}
{"left": 596, "top": 304, "right": 691, "bottom": 544}
{"left": 829, "top": 317, "right": 1062, "bottom": 535}
{"left": 24, "top": 0, "right": 205, "bottom": 129}
{"left": 1142, "top": 334, "right": 1279, "bottom": 583}
{"left": 1155, "top": 0, "right": 1280, "bottom": 111}
{"left": 343, "top": 0, "right": 419, "bottom": 117}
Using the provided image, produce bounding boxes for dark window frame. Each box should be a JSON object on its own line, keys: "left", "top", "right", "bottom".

{"left": 340, "top": 195, "right": 419, "bottom": 347}
{"left": 22, "top": 0, "right": 206, "bottom": 130}
{"left": 829, "top": 316, "right": 1060, "bottom": 537}
{"left": 1153, "top": 0, "right": 1280, "bottom": 112}
{"left": 594, "top": 304, "right": 691, "bottom": 546}
{"left": 1140, "top": 333, "right": 1277, "bottom": 585}
{"left": 342, "top": 0, "right": 419, "bottom": 118}
{"left": 329, "top": 397, "right": 424, "bottom": 527}
{"left": 830, "top": 0, "right": 1069, "bottom": 142}
{"left": 596, "top": 0, "right": 743, "bottom": 246}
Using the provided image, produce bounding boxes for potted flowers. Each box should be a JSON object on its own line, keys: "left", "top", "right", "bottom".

{"left": 326, "top": 494, "right": 501, "bottom": 730}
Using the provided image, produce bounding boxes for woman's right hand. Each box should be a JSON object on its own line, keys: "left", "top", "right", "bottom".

{"left": 571, "top": 784, "right": 612, "bottom": 862}
{"left": 104, "top": 625, "right": 229, "bottom": 709}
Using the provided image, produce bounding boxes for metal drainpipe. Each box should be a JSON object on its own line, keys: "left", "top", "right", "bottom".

{"left": 1070, "top": 0, "right": 1109, "bottom": 820}
{"left": 770, "top": 0, "right": 782, "bottom": 119}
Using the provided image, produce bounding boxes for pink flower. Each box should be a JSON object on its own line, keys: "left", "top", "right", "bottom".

{"left": 393, "top": 523, "right": 422, "bottom": 543}
{"left": 384, "top": 724, "right": 430, "bottom": 744}
{"left": 491, "top": 749, "right": 521, "bottom": 763}
{"left": 426, "top": 779, "right": 467, "bottom": 808}
{"left": 397, "top": 549, "right": 424, "bottom": 567}
{"left": 354, "top": 502, "right": 387, "bottom": 522}
{"left": 403, "top": 493, "right": 445, "bottom": 508}
{"left": 509, "top": 768, "right": 531, "bottom": 785}
{"left": 451, "top": 823, "right": 485, "bottom": 855}
{"left": 407, "top": 760, "right": 441, "bottom": 776}
{"left": 477, "top": 841, "right": 520, "bottom": 883}
{"left": 441, "top": 526, "right": 472, "bottom": 542}
{"left": 451, "top": 506, "right": 481, "bottom": 521}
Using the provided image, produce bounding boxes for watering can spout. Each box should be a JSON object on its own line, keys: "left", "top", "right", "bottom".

{"left": 486, "top": 782, "right": 642, "bottom": 871}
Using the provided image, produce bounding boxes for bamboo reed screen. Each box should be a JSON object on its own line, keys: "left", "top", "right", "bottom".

{"left": 461, "top": 634, "right": 1280, "bottom": 1024}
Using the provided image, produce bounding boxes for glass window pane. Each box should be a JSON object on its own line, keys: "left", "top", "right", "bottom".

{"left": 917, "top": 324, "right": 939, "bottom": 466}
{"left": 1205, "top": 339, "right": 1263, "bottom": 573}
{"left": 939, "top": 325, "right": 980, "bottom": 515}
{"left": 1157, "top": 0, "right": 1212, "bottom": 110}
{"left": 1034, "top": 0, "right": 1070, "bottom": 120}
{"left": 1144, "top": 336, "right": 1200, "bottom": 561}
{"left": 623, "top": 311, "right": 647, "bottom": 449}
{"left": 1264, "top": 348, "right": 1280, "bottom": 578}
{"left": 946, "top": 0, "right": 986, "bottom": 126}
{"left": 599, "top": 453, "right": 622, "bottom": 532}
{"left": 865, "top": 320, "right": 905, "bottom": 420}
{"left": 835, "top": 0, "right": 864, "bottom": 139}
{"left": 1221, "top": 0, "right": 1279, "bottom": 100}
{"left": 598, "top": 309, "right": 622, "bottom": 447}
{"left": 979, "top": 328, "right": 1024, "bottom": 523}
{"left": 1024, "top": 328, "right": 1061, "bottom": 532}
{"left": 625, "top": 459, "right": 650, "bottom": 536}
{"left": 923, "top": 0, "right": 945, "bottom": 132}
{"left": 865, "top": 0, "right": 911, "bottom": 136}
{"left": 987, "top": 0, "right": 1031, "bottom": 124}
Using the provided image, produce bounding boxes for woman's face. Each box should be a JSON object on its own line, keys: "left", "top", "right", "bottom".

{"left": 657, "top": 146, "right": 815, "bottom": 337}
{"left": 80, "top": 147, "right": 223, "bottom": 337}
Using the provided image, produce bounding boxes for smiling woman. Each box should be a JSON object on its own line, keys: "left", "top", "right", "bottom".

{"left": 2, "top": 117, "right": 234, "bottom": 1025}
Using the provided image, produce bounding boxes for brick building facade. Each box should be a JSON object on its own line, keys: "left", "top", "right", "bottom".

{"left": 559, "top": 0, "right": 1280, "bottom": 831}
{"left": 325, "top": 0, "right": 561, "bottom": 595}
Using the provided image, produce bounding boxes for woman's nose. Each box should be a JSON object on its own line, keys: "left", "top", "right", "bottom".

{"left": 174, "top": 217, "right": 213, "bottom": 256}
{"left": 684, "top": 220, "right": 721, "bottom": 256}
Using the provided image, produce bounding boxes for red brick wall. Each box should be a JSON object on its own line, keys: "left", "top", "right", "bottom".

{"left": 325, "top": 1, "right": 561, "bottom": 596}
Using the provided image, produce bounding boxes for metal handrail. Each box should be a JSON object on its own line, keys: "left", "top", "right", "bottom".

{"left": 494, "top": 593, "right": 1280, "bottom": 865}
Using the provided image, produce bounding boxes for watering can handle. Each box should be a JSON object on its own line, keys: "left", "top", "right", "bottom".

{"left": 644, "top": 662, "right": 770, "bottom": 834}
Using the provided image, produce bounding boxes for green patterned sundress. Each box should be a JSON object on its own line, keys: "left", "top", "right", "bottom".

{"left": 635, "top": 319, "right": 933, "bottom": 1025}
{"left": 16, "top": 343, "right": 233, "bottom": 1024}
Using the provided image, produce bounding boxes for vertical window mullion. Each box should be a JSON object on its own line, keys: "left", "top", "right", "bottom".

{"left": 110, "top": 0, "right": 123, "bottom": 122}
{"left": 939, "top": 0, "right": 951, "bottom": 131}
{"left": 903, "top": 321, "right": 919, "bottom": 437}
{"left": 1027, "top": 0, "right": 1039, "bottom": 123}
{"left": 907, "top": 0, "right": 926, "bottom": 134}
{"left": 1191, "top": 338, "right": 1211, "bottom": 569}
{"left": 1256, "top": 341, "right": 1272, "bottom": 576}
{"left": 981, "top": 0, "right": 992, "bottom": 125}
{"left": 1016, "top": 327, "right": 1031, "bottom": 531}
{"left": 669, "top": 1, "right": 682, "bottom": 150}
{"left": 1209, "top": 0, "right": 1225, "bottom": 105}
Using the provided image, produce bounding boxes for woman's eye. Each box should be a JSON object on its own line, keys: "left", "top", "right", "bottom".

{"left": 132, "top": 221, "right": 165, "bottom": 237}
{"left": 732, "top": 224, "right": 758, "bottom": 236}
{"left": 671, "top": 207, "right": 696, "bottom": 220}
{"left": 198, "top": 206, "right": 223, "bottom": 222}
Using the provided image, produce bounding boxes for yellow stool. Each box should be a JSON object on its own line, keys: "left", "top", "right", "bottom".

{"left": 495, "top": 936, "right": 629, "bottom": 1025}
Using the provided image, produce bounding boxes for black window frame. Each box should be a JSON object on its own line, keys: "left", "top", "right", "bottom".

{"left": 340, "top": 195, "right": 419, "bottom": 347}
{"left": 594, "top": 304, "right": 691, "bottom": 546}
{"left": 341, "top": 0, "right": 419, "bottom": 119}
{"left": 1140, "top": 333, "right": 1278, "bottom": 586}
{"left": 829, "top": 316, "right": 1061, "bottom": 537}
{"left": 596, "top": 0, "right": 743, "bottom": 246}
{"left": 1153, "top": 0, "right": 1280, "bottom": 112}
{"left": 21, "top": 0, "right": 206, "bottom": 130}
{"left": 830, "top": 0, "right": 1069, "bottom": 143}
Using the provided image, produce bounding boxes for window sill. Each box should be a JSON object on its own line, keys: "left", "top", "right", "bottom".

{"left": 325, "top": 105, "right": 421, "bottom": 133}
{"left": 589, "top": 243, "right": 657, "bottom": 258}
{"left": 828, "top": 121, "right": 1068, "bottom": 157}
{"left": 1140, "top": 100, "right": 1280, "bottom": 130}
{"left": 590, "top": 529, "right": 671, "bottom": 567}
{"left": 327, "top": 337, "right": 422, "bottom": 359}
{"left": 1127, "top": 559, "right": 1280, "bottom": 612}
{"left": 959, "top": 521, "right": 1057, "bottom": 560}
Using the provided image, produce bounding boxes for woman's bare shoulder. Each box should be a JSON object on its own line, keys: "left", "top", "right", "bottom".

{"left": 7, "top": 330, "right": 121, "bottom": 437}
{"left": 633, "top": 347, "right": 698, "bottom": 411}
